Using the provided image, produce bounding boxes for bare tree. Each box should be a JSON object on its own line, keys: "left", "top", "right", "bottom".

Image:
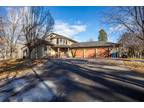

{"left": 22, "top": 7, "right": 54, "bottom": 58}
{"left": 71, "top": 49, "right": 77, "bottom": 58}
{"left": 1, "top": 7, "right": 24, "bottom": 58}
{"left": 102, "top": 6, "right": 144, "bottom": 41}
{"left": 119, "top": 32, "right": 144, "bottom": 58}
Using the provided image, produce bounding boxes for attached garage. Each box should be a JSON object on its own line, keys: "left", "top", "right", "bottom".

{"left": 71, "top": 41, "right": 119, "bottom": 59}
{"left": 97, "top": 48, "right": 109, "bottom": 58}
{"left": 85, "top": 48, "right": 96, "bottom": 58}
{"left": 71, "top": 48, "right": 84, "bottom": 58}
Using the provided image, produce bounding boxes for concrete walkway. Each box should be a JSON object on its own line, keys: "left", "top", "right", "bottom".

{"left": 0, "top": 58, "right": 144, "bottom": 101}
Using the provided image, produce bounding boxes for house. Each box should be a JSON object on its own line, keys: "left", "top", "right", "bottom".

{"left": 22, "top": 33, "right": 120, "bottom": 59}
{"left": 22, "top": 38, "right": 54, "bottom": 59}
{"left": 44, "top": 33, "right": 77, "bottom": 58}
{"left": 71, "top": 41, "right": 119, "bottom": 58}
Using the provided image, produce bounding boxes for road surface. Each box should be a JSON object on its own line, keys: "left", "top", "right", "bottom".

{"left": 0, "top": 58, "right": 144, "bottom": 102}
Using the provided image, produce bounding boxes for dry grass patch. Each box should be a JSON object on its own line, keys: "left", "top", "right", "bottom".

{"left": 0, "top": 59, "right": 45, "bottom": 80}
{"left": 124, "top": 61, "right": 144, "bottom": 73}
{"left": 124, "top": 58, "right": 144, "bottom": 60}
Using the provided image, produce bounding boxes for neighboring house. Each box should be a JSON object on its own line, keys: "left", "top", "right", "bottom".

{"left": 22, "top": 33, "right": 120, "bottom": 59}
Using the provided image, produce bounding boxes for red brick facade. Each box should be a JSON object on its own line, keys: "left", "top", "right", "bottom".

{"left": 97, "top": 48, "right": 109, "bottom": 58}
{"left": 85, "top": 48, "right": 96, "bottom": 58}
{"left": 74, "top": 49, "right": 84, "bottom": 58}
{"left": 72, "top": 47, "right": 109, "bottom": 58}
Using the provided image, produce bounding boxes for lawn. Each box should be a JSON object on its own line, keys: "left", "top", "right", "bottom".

{"left": 0, "top": 59, "right": 45, "bottom": 81}
{"left": 123, "top": 61, "right": 144, "bottom": 73}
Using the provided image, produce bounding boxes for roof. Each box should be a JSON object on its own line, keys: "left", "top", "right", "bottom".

{"left": 53, "top": 45, "right": 72, "bottom": 48}
{"left": 47, "top": 33, "right": 78, "bottom": 43}
{"left": 23, "top": 38, "right": 54, "bottom": 49}
{"left": 71, "top": 41, "right": 119, "bottom": 48}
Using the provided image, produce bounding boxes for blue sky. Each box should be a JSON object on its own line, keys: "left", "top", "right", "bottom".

{"left": 0, "top": 6, "right": 124, "bottom": 42}
{"left": 47, "top": 6, "right": 123, "bottom": 42}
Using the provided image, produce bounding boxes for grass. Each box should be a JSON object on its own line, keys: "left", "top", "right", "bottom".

{"left": 124, "top": 58, "right": 144, "bottom": 60}
{"left": 0, "top": 58, "right": 45, "bottom": 81}
{"left": 123, "top": 61, "right": 144, "bottom": 73}
{"left": 103, "top": 58, "right": 144, "bottom": 73}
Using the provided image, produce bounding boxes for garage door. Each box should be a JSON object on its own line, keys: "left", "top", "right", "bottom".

{"left": 72, "top": 49, "right": 84, "bottom": 58}
{"left": 85, "top": 48, "right": 96, "bottom": 58}
{"left": 97, "top": 48, "right": 108, "bottom": 57}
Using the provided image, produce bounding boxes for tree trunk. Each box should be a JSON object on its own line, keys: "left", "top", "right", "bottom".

{"left": 10, "top": 47, "right": 13, "bottom": 59}
{"left": 28, "top": 48, "right": 32, "bottom": 59}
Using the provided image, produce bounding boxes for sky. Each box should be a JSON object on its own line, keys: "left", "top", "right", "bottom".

{"left": 0, "top": 6, "right": 125, "bottom": 42}
{"left": 47, "top": 6, "right": 125, "bottom": 42}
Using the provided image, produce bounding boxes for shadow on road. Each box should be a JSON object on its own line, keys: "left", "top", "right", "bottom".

{"left": 0, "top": 58, "right": 144, "bottom": 102}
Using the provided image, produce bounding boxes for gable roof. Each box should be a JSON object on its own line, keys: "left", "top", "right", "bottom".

{"left": 71, "top": 41, "right": 119, "bottom": 48}
{"left": 47, "top": 33, "right": 78, "bottom": 43}
{"left": 22, "top": 38, "right": 54, "bottom": 49}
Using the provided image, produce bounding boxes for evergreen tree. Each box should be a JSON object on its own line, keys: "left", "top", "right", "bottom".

{"left": 98, "top": 29, "right": 108, "bottom": 42}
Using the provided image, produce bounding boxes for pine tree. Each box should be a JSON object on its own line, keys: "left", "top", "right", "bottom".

{"left": 98, "top": 29, "right": 108, "bottom": 42}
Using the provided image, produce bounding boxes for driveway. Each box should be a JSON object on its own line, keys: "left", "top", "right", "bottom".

{"left": 0, "top": 58, "right": 144, "bottom": 102}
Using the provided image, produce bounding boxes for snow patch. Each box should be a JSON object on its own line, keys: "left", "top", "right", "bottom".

{"left": 18, "top": 81, "right": 54, "bottom": 102}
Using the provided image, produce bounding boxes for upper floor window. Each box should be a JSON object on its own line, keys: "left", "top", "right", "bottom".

{"left": 59, "top": 39, "right": 63, "bottom": 45}
{"left": 57, "top": 38, "right": 59, "bottom": 45}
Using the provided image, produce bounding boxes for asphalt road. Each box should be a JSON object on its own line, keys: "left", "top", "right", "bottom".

{"left": 0, "top": 58, "right": 144, "bottom": 102}
{"left": 36, "top": 58, "right": 144, "bottom": 102}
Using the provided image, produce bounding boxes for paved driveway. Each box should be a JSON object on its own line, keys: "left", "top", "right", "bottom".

{"left": 0, "top": 58, "right": 144, "bottom": 102}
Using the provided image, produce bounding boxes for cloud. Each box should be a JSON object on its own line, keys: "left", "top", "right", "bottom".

{"left": 53, "top": 20, "right": 86, "bottom": 37}
{"left": 109, "top": 24, "right": 126, "bottom": 34}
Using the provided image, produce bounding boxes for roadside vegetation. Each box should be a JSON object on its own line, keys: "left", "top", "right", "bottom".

{"left": 123, "top": 61, "right": 144, "bottom": 73}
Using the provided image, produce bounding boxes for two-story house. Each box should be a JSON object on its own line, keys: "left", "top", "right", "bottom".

{"left": 22, "top": 33, "right": 77, "bottom": 59}
{"left": 45, "top": 33, "right": 78, "bottom": 58}
{"left": 22, "top": 33, "right": 120, "bottom": 59}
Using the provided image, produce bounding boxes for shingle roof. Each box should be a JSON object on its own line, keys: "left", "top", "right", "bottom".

{"left": 53, "top": 45, "right": 72, "bottom": 48}
{"left": 71, "top": 41, "right": 119, "bottom": 48}
{"left": 22, "top": 38, "right": 54, "bottom": 49}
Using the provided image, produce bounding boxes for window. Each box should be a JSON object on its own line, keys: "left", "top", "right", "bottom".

{"left": 60, "top": 39, "right": 63, "bottom": 45}
{"left": 57, "top": 38, "right": 59, "bottom": 45}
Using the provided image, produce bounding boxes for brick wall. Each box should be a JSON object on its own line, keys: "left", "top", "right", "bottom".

{"left": 75, "top": 49, "right": 84, "bottom": 58}
{"left": 72, "top": 47, "right": 109, "bottom": 58}
{"left": 85, "top": 48, "right": 96, "bottom": 58}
